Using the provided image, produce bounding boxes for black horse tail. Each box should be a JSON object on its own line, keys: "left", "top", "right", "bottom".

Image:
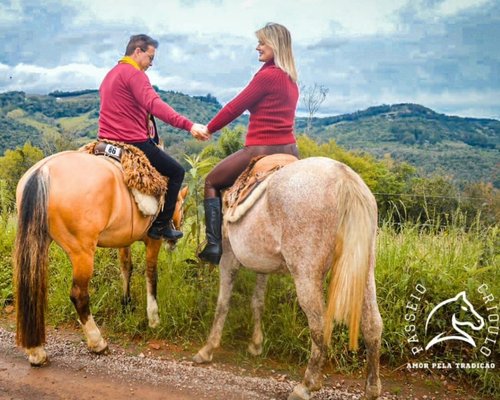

{"left": 15, "top": 167, "right": 51, "bottom": 349}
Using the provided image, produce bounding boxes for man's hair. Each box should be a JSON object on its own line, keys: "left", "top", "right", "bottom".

{"left": 256, "top": 23, "right": 298, "bottom": 82}
{"left": 125, "top": 34, "right": 159, "bottom": 56}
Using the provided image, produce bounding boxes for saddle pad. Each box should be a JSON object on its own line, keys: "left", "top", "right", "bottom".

{"left": 81, "top": 139, "right": 167, "bottom": 198}
{"left": 224, "top": 153, "right": 298, "bottom": 222}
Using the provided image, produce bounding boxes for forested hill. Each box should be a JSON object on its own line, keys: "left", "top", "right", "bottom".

{"left": 0, "top": 91, "right": 498, "bottom": 186}
{"left": 298, "top": 103, "right": 499, "bottom": 186}
{"left": 0, "top": 89, "right": 233, "bottom": 151}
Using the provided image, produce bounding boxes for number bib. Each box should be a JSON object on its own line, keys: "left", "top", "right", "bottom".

{"left": 104, "top": 144, "right": 122, "bottom": 159}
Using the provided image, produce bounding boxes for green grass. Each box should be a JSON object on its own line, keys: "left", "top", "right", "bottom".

{"left": 0, "top": 210, "right": 498, "bottom": 396}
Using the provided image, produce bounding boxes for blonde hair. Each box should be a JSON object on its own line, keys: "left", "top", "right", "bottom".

{"left": 256, "top": 23, "right": 298, "bottom": 82}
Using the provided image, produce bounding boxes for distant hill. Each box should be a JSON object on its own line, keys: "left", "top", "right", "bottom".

{"left": 297, "top": 103, "right": 499, "bottom": 186}
{"left": 0, "top": 91, "right": 498, "bottom": 186}
{"left": 0, "top": 89, "right": 243, "bottom": 151}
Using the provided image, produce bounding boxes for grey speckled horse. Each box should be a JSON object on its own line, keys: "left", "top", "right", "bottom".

{"left": 194, "top": 157, "right": 382, "bottom": 400}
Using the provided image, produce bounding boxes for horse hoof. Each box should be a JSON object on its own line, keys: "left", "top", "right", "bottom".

{"left": 148, "top": 318, "right": 160, "bottom": 329}
{"left": 89, "top": 339, "right": 108, "bottom": 354}
{"left": 288, "top": 384, "right": 311, "bottom": 400}
{"left": 27, "top": 346, "right": 48, "bottom": 366}
{"left": 193, "top": 350, "right": 212, "bottom": 364}
{"left": 247, "top": 342, "right": 263, "bottom": 356}
{"left": 148, "top": 312, "right": 160, "bottom": 328}
{"left": 364, "top": 381, "right": 382, "bottom": 399}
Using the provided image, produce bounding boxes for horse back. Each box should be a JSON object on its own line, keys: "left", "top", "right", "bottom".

{"left": 226, "top": 157, "right": 376, "bottom": 273}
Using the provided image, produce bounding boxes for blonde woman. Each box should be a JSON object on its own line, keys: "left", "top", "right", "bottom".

{"left": 199, "top": 23, "right": 300, "bottom": 264}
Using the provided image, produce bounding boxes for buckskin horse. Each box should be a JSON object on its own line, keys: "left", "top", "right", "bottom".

{"left": 194, "top": 156, "right": 382, "bottom": 400}
{"left": 14, "top": 148, "right": 187, "bottom": 366}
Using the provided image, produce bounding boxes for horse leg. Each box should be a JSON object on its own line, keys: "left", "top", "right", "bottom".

{"left": 289, "top": 276, "right": 326, "bottom": 400}
{"left": 361, "top": 259, "right": 382, "bottom": 399}
{"left": 118, "top": 247, "right": 133, "bottom": 308}
{"left": 145, "top": 238, "right": 162, "bottom": 328}
{"left": 248, "top": 273, "right": 269, "bottom": 356}
{"left": 193, "top": 251, "right": 239, "bottom": 363}
{"left": 69, "top": 250, "right": 108, "bottom": 354}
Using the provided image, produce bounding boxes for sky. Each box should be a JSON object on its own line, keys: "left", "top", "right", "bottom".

{"left": 0, "top": 0, "right": 499, "bottom": 119}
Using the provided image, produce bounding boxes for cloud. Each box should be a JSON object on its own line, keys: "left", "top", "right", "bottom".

{"left": 427, "top": 0, "right": 492, "bottom": 18}
{"left": 69, "top": 0, "right": 413, "bottom": 40}
{"left": 0, "top": 0, "right": 23, "bottom": 25}
{"left": 0, "top": 62, "right": 108, "bottom": 93}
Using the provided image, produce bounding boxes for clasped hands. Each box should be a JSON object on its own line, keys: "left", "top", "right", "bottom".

{"left": 190, "top": 123, "right": 210, "bottom": 141}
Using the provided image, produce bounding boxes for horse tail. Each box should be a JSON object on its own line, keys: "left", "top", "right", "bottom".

{"left": 323, "top": 170, "right": 377, "bottom": 350}
{"left": 15, "top": 167, "right": 51, "bottom": 349}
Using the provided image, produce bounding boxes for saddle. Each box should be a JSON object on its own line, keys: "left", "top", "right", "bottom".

{"left": 224, "top": 153, "right": 298, "bottom": 223}
{"left": 81, "top": 140, "right": 167, "bottom": 216}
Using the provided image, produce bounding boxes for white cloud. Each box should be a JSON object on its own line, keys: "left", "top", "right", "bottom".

{"left": 1, "top": 63, "right": 108, "bottom": 93}
{"left": 436, "top": 0, "right": 492, "bottom": 16}
{"left": 0, "top": 0, "right": 23, "bottom": 25}
{"left": 70, "top": 0, "right": 412, "bottom": 41}
{"left": 409, "top": 0, "right": 494, "bottom": 21}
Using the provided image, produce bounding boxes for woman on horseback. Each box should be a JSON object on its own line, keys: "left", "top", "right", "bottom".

{"left": 198, "top": 23, "right": 300, "bottom": 264}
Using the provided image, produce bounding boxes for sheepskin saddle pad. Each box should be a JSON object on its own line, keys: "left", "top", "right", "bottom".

{"left": 81, "top": 140, "right": 167, "bottom": 216}
{"left": 223, "top": 153, "right": 298, "bottom": 223}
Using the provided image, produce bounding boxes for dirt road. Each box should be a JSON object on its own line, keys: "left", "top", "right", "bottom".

{"left": 0, "top": 325, "right": 363, "bottom": 400}
{"left": 0, "top": 320, "right": 486, "bottom": 400}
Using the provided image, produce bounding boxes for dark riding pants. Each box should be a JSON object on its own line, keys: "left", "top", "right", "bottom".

{"left": 204, "top": 143, "right": 299, "bottom": 198}
{"left": 131, "top": 139, "right": 185, "bottom": 221}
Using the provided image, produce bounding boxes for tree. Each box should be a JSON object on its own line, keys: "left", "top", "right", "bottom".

{"left": 300, "top": 83, "right": 329, "bottom": 134}
{"left": 200, "top": 126, "right": 245, "bottom": 160}
{"left": 0, "top": 142, "right": 44, "bottom": 212}
{"left": 41, "top": 129, "right": 81, "bottom": 155}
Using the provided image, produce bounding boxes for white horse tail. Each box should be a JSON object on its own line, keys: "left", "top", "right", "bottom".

{"left": 323, "top": 168, "right": 377, "bottom": 350}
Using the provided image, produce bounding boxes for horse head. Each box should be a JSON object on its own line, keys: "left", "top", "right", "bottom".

{"left": 425, "top": 291, "right": 484, "bottom": 350}
{"left": 452, "top": 291, "right": 485, "bottom": 330}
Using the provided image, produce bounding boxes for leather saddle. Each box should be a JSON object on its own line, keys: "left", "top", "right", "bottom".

{"left": 224, "top": 153, "right": 298, "bottom": 222}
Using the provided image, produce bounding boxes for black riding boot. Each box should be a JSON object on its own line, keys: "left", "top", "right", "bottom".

{"left": 198, "top": 198, "right": 222, "bottom": 264}
{"left": 148, "top": 183, "right": 184, "bottom": 241}
{"left": 148, "top": 219, "right": 183, "bottom": 241}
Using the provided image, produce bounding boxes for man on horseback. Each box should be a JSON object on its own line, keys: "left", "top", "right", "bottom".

{"left": 198, "top": 23, "right": 300, "bottom": 264}
{"left": 98, "top": 34, "right": 209, "bottom": 240}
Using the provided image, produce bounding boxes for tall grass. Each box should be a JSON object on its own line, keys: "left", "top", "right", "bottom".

{"left": 0, "top": 207, "right": 497, "bottom": 395}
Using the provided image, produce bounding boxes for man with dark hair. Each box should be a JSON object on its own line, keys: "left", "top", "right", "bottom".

{"left": 125, "top": 34, "right": 159, "bottom": 56}
{"left": 98, "top": 34, "right": 209, "bottom": 240}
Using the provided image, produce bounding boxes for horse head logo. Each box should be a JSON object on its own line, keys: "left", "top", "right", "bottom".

{"left": 425, "top": 291, "right": 484, "bottom": 350}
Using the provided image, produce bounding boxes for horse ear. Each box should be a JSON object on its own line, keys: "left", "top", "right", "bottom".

{"left": 456, "top": 291, "right": 467, "bottom": 300}
{"left": 180, "top": 186, "right": 189, "bottom": 199}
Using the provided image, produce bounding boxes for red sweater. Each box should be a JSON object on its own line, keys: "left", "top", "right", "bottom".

{"left": 98, "top": 63, "right": 193, "bottom": 143}
{"left": 207, "top": 60, "right": 298, "bottom": 146}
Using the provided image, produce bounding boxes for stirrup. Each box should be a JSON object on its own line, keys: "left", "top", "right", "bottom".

{"left": 148, "top": 224, "right": 183, "bottom": 240}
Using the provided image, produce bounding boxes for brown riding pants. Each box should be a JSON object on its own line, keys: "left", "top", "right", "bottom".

{"left": 204, "top": 143, "right": 300, "bottom": 198}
